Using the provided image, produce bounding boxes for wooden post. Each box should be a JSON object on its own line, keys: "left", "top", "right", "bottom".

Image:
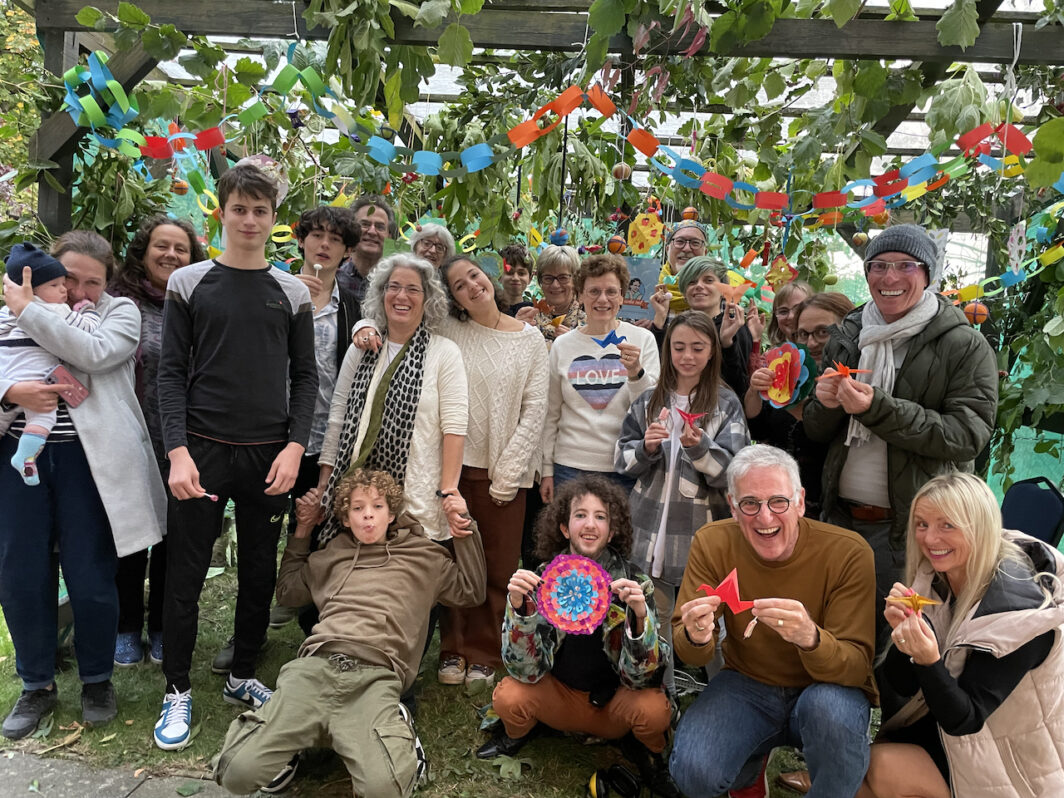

{"left": 38, "top": 29, "right": 78, "bottom": 236}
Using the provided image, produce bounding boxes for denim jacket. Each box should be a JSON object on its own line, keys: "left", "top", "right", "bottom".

{"left": 500, "top": 547, "right": 667, "bottom": 691}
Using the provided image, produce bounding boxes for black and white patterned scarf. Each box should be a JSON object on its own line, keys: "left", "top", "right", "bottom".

{"left": 317, "top": 324, "right": 430, "bottom": 546}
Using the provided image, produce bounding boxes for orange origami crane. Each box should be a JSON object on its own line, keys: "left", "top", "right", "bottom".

{"left": 815, "top": 361, "right": 873, "bottom": 381}
{"left": 886, "top": 593, "right": 940, "bottom": 613}
{"left": 698, "top": 568, "right": 754, "bottom": 614}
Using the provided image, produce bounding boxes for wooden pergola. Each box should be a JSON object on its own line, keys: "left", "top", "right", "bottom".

{"left": 21, "top": 0, "right": 1064, "bottom": 235}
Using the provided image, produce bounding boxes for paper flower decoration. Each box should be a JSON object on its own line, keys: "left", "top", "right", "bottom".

{"left": 537, "top": 554, "right": 613, "bottom": 635}
{"left": 764, "top": 255, "right": 798, "bottom": 290}
{"left": 760, "top": 343, "right": 817, "bottom": 408}
{"left": 627, "top": 212, "right": 664, "bottom": 254}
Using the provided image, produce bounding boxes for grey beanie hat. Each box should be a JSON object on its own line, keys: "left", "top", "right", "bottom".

{"left": 864, "top": 224, "right": 939, "bottom": 284}
{"left": 5, "top": 243, "right": 67, "bottom": 287}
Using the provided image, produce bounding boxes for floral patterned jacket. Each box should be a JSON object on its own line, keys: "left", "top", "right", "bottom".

{"left": 501, "top": 547, "right": 667, "bottom": 691}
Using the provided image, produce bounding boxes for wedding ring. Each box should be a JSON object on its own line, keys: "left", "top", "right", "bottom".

{"left": 695, "top": 623, "right": 706, "bottom": 632}
{"left": 777, "top": 619, "right": 784, "bottom": 627}
{"left": 899, "top": 637, "right": 906, "bottom": 645}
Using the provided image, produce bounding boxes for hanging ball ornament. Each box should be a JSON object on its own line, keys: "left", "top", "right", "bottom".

{"left": 873, "top": 210, "right": 891, "bottom": 226}
{"left": 607, "top": 235, "right": 627, "bottom": 254}
{"left": 964, "top": 301, "right": 990, "bottom": 325}
{"left": 550, "top": 228, "right": 570, "bottom": 246}
{"left": 852, "top": 232, "right": 869, "bottom": 246}
{"left": 172, "top": 179, "right": 189, "bottom": 196}
{"left": 823, "top": 274, "right": 839, "bottom": 286}
{"left": 681, "top": 206, "right": 699, "bottom": 221}
{"left": 612, "top": 162, "right": 632, "bottom": 181}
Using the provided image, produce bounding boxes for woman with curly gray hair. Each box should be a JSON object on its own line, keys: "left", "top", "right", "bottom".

{"left": 409, "top": 223, "right": 456, "bottom": 268}
{"left": 313, "top": 253, "right": 470, "bottom": 547}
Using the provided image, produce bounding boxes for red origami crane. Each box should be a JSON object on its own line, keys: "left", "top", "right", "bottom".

{"left": 698, "top": 568, "right": 754, "bottom": 614}
{"left": 815, "top": 360, "right": 872, "bottom": 381}
{"left": 677, "top": 409, "right": 706, "bottom": 429}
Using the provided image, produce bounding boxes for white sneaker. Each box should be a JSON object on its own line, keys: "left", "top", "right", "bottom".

{"left": 154, "top": 689, "right": 192, "bottom": 750}
{"left": 223, "top": 675, "right": 273, "bottom": 709}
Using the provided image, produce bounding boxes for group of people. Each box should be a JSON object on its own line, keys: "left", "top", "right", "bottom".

{"left": 0, "top": 159, "right": 1059, "bottom": 798}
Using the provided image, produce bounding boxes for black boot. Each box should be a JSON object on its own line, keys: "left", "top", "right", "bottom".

{"left": 476, "top": 725, "right": 532, "bottom": 759}
{"left": 619, "top": 733, "right": 681, "bottom": 798}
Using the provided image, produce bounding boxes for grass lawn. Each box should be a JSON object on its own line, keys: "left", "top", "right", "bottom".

{"left": 0, "top": 551, "right": 807, "bottom": 797}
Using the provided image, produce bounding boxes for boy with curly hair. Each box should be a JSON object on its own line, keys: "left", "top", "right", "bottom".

{"left": 214, "top": 469, "right": 485, "bottom": 797}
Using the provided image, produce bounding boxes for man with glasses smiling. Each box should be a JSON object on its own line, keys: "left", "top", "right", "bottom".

{"left": 336, "top": 195, "right": 398, "bottom": 301}
{"left": 668, "top": 445, "right": 876, "bottom": 798}
{"left": 804, "top": 224, "right": 997, "bottom": 654}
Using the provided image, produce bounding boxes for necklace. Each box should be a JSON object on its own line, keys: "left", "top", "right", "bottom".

{"left": 493, "top": 311, "right": 504, "bottom": 329}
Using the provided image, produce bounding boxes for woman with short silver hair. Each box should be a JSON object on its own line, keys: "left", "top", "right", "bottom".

{"left": 313, "top": 253, "right": 470, "bottom": 544}
{"left": 410, "top": 223, "right": 456, "bottom": 268}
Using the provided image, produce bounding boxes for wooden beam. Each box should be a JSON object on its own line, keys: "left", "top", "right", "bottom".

{"left": 29, "top": 40, "right": 158, "bottom": 165}
{"left": 36, "top": 0, "right": 1064, "bottom": 64}
{"left": 37, "top": 28, "right": 78, "bottom": 236}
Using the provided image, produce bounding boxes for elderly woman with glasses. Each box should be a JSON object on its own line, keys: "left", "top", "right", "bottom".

{"left": 804, "top": 224, "right": 998, "bottom": 654}
{"left": 743, "top": 292, "right": 854, "bottom": 520}
{"left": 409, "top": 223, "right": 456, "bottom": 268}
{"left": 313, "top": 253, "right": 470, "bottom": 551}
{"left": 514, "top": 245, "right": 585, "bottom": 344}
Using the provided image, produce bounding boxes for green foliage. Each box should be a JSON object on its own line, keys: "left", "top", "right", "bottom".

{"left": 1026, "top": 118, "right": 1064, "bottom": 188}
{"left": 438, "top": 22, "right": 473, "bottom": 67}
{"left": 936, "top": 0, "right": 980, "bottom": 50}
{"left": 924, "top": 66, "right": 988, "bottom": 151}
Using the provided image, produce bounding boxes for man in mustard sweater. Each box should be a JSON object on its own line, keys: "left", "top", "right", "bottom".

{"left": 668, "top": 445, "right": 877, "bottom": 798}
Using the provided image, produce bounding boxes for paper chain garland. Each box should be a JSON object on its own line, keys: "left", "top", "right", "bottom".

{"left": 61, "top": 47, "right": 1064, "bottom": 287}
{"left": 537, "top": 554, "right": 613, "bottom": 635}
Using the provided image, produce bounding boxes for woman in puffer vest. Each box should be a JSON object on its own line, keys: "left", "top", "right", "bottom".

{"left": 858, "top": 472, "right": 1064, "bottom": 798}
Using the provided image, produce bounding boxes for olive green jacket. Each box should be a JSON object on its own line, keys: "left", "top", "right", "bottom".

{"left": 803, "top": 295, "right": 998, "bottom": 544}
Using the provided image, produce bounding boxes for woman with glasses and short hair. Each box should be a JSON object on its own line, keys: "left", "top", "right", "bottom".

{"left": 514, "top": 245, "right": 585, "bottom": 344}
{"left": 541, "top": 254, "right": 660, "bottom": 504}
{"left": 409, "top": 223, "right": 456, "bottom": 268}
{"left": 743, "top": 292, "right": 854, "bottom": 520}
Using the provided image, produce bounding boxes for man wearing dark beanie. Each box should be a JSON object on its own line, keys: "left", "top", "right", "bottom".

{"left": 804, "top": 223, "right": 997, "bottom": 653}
{"left": 0, "top": 243, "right": 102, "bottom": 485}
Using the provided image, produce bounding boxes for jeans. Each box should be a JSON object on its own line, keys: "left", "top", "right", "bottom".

{"left": 0, "top": 436, "right": 117, "bottom": 690}
{"left": 552, "top": 463, "right": 636, "bottom": 494}
{"left": 162, "top": 436, "right": 288, "bottom": 691}
{"left": 670, "top": 669, "right": 870, "bottom": 798}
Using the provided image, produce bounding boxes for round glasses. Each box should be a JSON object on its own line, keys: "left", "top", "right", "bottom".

{"left": 669, "top": 237, "right": 706, "bottom": 251}
{"left": 416, "top": 239, "right": 448, "bottom": 253}
{"left": 540, "top": 274, "right": 572, "bottom": 286}
{"left": 735, "top": 496, "right": 792, "bottom": 516}
{"left": 794, "top": 326, "right": 833, "bottom": 344}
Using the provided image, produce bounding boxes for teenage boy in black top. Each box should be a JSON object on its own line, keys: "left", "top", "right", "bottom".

{"left": 154, "top": 163, "right": 318, "bottom": 750}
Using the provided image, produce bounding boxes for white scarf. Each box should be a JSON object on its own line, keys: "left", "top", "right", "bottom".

{"left": 845, "top": 291, "right": 939, "bottom": 447}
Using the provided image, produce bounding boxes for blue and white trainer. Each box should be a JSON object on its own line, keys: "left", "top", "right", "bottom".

{"left": 154, "top": 689, "right": 192, "bottom": 750}
{"left": 223, "top": 676, "right": 273, "bottom": 710}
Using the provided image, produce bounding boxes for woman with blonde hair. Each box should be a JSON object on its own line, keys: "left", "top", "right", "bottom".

{"left": 514, "top": 244, "right": 585, "bottom": 343}
{"left": 858, "top": 472, "right": 1064, "bottom": 798}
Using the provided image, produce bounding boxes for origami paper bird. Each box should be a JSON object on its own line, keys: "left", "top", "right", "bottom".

{"left": 886, "top": 593, "right": 940, "bottom": 613}
{"left": 815, "top": 361, "right": 873, "bottom": 381}
{"left": 534, "top": 298, "right": 552, "bottom": 314}
{"left": 677, "top": 409, "right": 706, "bottom": 428}
{"left": 592, "top": 329, "right": 628, "bottom": 348}
{"left": 698, "top": 568, "right": 755, "bottom": 614}
{"left": 550, "top": 315, "right": 567, "bottom": 328}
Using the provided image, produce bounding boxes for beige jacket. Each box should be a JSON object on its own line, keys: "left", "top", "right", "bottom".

{"left": 886, "top": 532, "right": 1064, "bottom": 797}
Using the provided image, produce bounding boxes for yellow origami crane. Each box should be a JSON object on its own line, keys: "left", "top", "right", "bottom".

{"left": 886, "top": 593, "right": 940, "bottom": 612}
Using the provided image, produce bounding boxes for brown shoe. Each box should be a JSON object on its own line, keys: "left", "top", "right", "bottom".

{"left": 776, "top": 770, "right": 811, "bottom": 795}
{"left": 437, "top": 654, "right": 467, "bottom": 685}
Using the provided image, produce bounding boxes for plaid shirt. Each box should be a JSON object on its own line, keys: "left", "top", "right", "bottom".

{"left": 616, "top": 387, "right": 750, "bottom": 586}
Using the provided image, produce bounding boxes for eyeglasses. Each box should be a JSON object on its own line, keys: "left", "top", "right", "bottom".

{"left": 865, "top": 260, "right": 924, "bottom": 276}
{"left": 794, "top": 326, "right": 833, "bottom": 343}
{"left": 416, "top": 239, "right": 448, "bottom": 253}
{"left": 735, "top": 496, "right": 793, "bottom": 516}
{"left": 358, "top": 219, "right": 389, "bottom": 233}
{"left": 670, "top": 237, "right": 706, "bottom": 251}
{"left": 385, "top": 282, "right": 424, "bottom": 296}
{"left": 584, "top": 287, "right": 621, "bottom": 299}
{"left": 540, "top": 274, "right": 572, "bottom": 286}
